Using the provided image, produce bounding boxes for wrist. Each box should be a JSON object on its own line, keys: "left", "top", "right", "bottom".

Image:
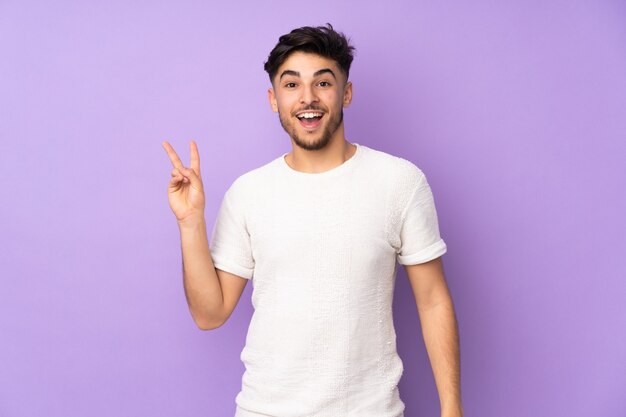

{"left": 441, "top": 404, "right": 463, "bottom": 417}
{"left": 177, "top": 214, "right": 206, "bottom": 230}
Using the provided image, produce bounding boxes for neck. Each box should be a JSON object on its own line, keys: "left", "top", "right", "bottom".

{"left": 285, "top": 126, "right": 357, "bottom": 174}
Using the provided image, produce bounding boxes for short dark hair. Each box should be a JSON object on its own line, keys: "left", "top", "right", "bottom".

{"left": 264, "top": 23, "right": 355, "bottom": 84}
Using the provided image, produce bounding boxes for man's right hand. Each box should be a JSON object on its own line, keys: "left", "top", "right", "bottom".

{"left": 162, "top": 140, "right": 206, "bottom": 225}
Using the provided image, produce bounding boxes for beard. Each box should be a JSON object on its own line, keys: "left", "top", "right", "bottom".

{"left": 278, "top": 107, "right": 343, "bottom": 151}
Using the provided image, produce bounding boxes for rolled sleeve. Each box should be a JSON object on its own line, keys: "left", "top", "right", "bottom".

{"left": 396, "top": 172, "right": 447, "bottom": 265}
{"left": 209, "top": 181, "right": 255, "bottom": 279}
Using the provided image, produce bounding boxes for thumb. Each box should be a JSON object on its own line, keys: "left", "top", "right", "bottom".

{"left": 179, "top": 166, "right": 203, "bottom": 187}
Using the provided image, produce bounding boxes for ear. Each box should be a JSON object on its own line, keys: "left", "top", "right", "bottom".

{"left": 268, "top": 87, "right": 278, "bottom": 112}
{"left": 343, "top": 81, "right": 353, "bottom": 108}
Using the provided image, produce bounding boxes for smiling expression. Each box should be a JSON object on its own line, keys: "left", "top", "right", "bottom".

{"left": 268, "top": 51, "right": 353, "bottom": 151}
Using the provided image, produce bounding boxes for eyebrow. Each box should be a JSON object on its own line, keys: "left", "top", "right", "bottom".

{"left": 313, "top": 68, "right": 336, "bottom": 78}
{"left": 279, "top": 70, "right": 300, "bottom": 80}
{"left": 279, "top": 68, "right": 337, "bottom": 80}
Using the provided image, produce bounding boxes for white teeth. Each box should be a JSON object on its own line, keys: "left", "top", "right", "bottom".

{"left": 298, "top": 112, "right": 322, "bottom": 119}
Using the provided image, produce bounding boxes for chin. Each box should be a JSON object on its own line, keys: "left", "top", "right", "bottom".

{"left": 293, "top": 134, "right": 331, "bottom": 151}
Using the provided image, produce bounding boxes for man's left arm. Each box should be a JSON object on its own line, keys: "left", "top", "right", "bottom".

{"left": 404, "top": 256, "right": 463, "bottom": 417}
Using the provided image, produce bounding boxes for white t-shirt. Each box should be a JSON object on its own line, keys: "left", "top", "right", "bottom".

{"left": 210, "top": 143, "right": 447, "bottom": 417}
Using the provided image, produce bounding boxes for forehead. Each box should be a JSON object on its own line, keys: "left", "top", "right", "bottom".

{"left": 275, "top": 51, "right": 343, "bottom": 80}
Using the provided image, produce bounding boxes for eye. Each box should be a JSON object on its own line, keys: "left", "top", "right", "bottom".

{"left": 318, "top": 81, "right": 331, "bottom": 87}
{"left": 285, "top": 82, "right": 297, "bottom": 88}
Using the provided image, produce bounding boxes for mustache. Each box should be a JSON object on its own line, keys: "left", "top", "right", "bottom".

{"left": 292, "top": 105, "right": 325, "bottom": 114}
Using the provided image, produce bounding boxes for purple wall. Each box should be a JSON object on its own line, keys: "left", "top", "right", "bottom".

{"left": 1, "top": 1, "right": 625, "bottom": 416}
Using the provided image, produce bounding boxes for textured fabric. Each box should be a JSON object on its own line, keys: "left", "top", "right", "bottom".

{"left": 209, "top": 143, "right": 447, "bottom": 417}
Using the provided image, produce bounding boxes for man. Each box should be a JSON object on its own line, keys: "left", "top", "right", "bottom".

{"left": 163, "top": 24, "right": 463, "bottom": 417}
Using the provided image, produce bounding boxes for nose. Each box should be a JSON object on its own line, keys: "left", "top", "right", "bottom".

{"left": 300, "top": 84, "right": 319, "bottom": 106}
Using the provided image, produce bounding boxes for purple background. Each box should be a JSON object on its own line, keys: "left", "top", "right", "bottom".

{"left": 1, "top": 1, "right": 625, "bottom": 416}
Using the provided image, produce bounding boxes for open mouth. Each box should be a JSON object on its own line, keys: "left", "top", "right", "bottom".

{"left": 296, "top": 111, "right": 324, "bottom": 130}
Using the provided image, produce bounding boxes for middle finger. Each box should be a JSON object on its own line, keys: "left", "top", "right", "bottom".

{"left": 162, "top": 141, "right": 185, "bottom": 169}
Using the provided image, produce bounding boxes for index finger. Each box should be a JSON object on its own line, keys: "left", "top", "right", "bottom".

{"left": 190, "top": 140, "right": 201, "bottom": 176}
{"left": 162, "top": 141, "right": 184, "bottom": 169}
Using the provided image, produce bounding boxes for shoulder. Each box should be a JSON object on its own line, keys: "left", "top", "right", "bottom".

{"left": 225, "top": 155, "right": 281, "bottom": 198}
{"left": 361, "top": 145, "right": 426, "bottom": 189}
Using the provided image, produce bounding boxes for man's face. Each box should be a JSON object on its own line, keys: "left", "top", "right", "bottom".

{"left": 268, "top": 51, "right": 352, "bottom": 151}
